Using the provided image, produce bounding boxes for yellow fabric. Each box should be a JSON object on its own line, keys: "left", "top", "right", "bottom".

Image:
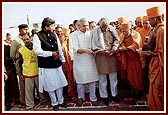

{"left": 18, "top": 46, "right": 38, "bottom": 77}
{"left": 146, "top": 6, "right": 162, "bottom": 18}
{"left": 62, "top": 28, "right": 70, "bottom": 36}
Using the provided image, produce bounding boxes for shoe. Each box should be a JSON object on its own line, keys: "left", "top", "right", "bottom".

{"left": 14, "top": 99, "right": 20, "bottom": 105}
{"left": 5, "top": 105, "right": 11, "bottom": 111}
{"left": 83, "top": 101, "right": 92, "bottom": 106}
{"left": 135, "top": 90, "right": 144, "bottom": 99}
{"left": 76, "top": 98, "right": 84, "bottom": 107}
{"left": 40, "top": 98, "right": 48, "bottom": 104}
{"left": 53, "top": 105, "right": 59, "bottom": 111}
{"left": 34, "top": 97, "right": 40, "bottom": 103}
{"left": 19, "top": 99, "right": 26, "bottom": 106}
{"left": 91, "top": 101, "right": 99, "bottom": 106}
{"left": 103, "top": 98, "right": 109, "bottom": 105}
{"left": 111, "top": 96, "right": 120, "bottom": 103}
{"left": 71, "top": 97, "right": 78, "bottom": 103}
{"left": 58, "top": 103, "right": 67, "bottom": 108}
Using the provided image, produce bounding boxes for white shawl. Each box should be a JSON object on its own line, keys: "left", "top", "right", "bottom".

{"left": 91, "top": 26, "right": 119, "bottom": 51}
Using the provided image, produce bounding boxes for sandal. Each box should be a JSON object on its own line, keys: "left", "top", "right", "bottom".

{"left": 76, "top": 98, "right": 84, "bottom": 107}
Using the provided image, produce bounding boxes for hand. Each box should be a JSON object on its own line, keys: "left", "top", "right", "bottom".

{"left": 144, "top": 51, "right": 158, "bottom": 56}
{"left": 85, "top": 49, "right": 94, "bottom": 55}
{"left": 104, "top": 50, "right": 111, "bottom": 57}
{"left": 119, "top": 46, "right": 127, "bottom": 51}
{"left": 96, "top": 49, "right": 106, "bottom": 54}
{"left": 104, "top": 50, "right": 116, "bottom": 57}
{"left": 109, "top": 50, "right": 116, "bottom": 56}
{"left": 20, "top": 75, "right": 25, "bottom": 80}
{"left": 4, "top": 73, "right": 8, "bottom": 80}
{"left": 52, "top": 51, "right": 59, "bottom": 59}
{"left": 62, "top": 62, "right": 66, "bottom": 71}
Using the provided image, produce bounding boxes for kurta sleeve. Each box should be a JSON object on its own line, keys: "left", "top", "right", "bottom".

{"left": 10, "top": 40, "right": 17, "bottom": 59}
{"left": 33, "top": 34, "right": 52, "bottom": 57}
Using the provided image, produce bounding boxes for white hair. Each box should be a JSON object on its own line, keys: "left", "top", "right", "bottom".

{"left": 78, "top": 18, "right": 88, "bottom": 26}
{"left": 99, "top": 17, "right": 110, "bottom": 26}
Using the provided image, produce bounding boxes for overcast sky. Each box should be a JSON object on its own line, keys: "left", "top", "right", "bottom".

{"left": 3, "top": 2, "right": 165, "bottom": 28}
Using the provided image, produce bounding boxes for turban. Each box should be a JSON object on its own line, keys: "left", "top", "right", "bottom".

{"left": 143, "top": 16, "right": 149, "bottom": 22}
{"left": 136, "top": 16, "right": 143, "bottom": 22}
{"left": 61, "top": 28, "right": 70, "bottom": 36}
{"left": 118, "top": 17, "right": 126, "bottom": 24}
{"left": 18, "top": 24, "right": 28, "bottom": 29}
{"left": 121, "top": 22, "right": 132, "bottom": 30}
{"left": 6, "top": 33, "right": 11, "bottom": 38}
{"left": 146, "top": 6, "right": 162, "bottom": 18}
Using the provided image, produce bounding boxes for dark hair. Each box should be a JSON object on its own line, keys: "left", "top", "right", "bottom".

{"left": 41, "top": 17, "right": 55, "bottom": 29}
{"left": 55, "top": 24, "right": 63, "bottom": 29}
{"left": 89, "top": 21, "right": 96, "bottom": 25}
{"left": 73, "top": 20, "right": 78, "bottom": 26}
{"left": 156, "top": 16, "right": 162, "bottom": 22}
{"left": 18, "top": 24, "right": 28, "bottom": 29}
{"left": 69, "top": 24, "right": 74, "bottom": 27}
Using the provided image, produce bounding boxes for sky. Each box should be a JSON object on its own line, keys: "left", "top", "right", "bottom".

{"left": 2, "top": 2, "right": 165, "bottom": 28}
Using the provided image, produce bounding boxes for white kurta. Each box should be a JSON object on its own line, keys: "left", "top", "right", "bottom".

{"left": 73, "top": 31, "right": 99, "bottom": 84}
{"left": 33, "top": 34, "right": 68, "bottom": 93}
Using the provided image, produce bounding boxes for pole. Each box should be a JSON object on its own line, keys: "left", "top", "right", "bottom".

{"left": 27, "top": 14, "right": 29, "bottom": 25}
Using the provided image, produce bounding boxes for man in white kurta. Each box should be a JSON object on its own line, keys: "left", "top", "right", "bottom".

{"left": 33, "top": 17, "right": 67, "bottom": 110}
{"left": 73, "top": 18, "right": 99, "bottom": 106}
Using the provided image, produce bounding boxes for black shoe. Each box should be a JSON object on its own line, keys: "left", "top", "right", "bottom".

{"left": 53, "top": 105, "right": 59, "bottom": 111}
{"left": 14, "top": 99, "right": 20, "bottom": 105}
{"left": 135, "top": 90, "right": 144, "bottom": 99}
{"left": 111, "top": 96, "right": 120, "bottom": 103}
{"left": 58, "top": 103, "right": 67, "bottom": 108}
{"left": 34, "top": 97, "right": 40, "bottom": 103}
{"left": 103, "top": 98, "right": 109, "bottom": 105}
{"left": 5, "top": 105, "right": 11, "bottom": 111}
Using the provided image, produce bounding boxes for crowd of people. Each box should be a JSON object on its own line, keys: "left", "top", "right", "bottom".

{"left": 3, "top": 6, "right": 164, "bottom": 111}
